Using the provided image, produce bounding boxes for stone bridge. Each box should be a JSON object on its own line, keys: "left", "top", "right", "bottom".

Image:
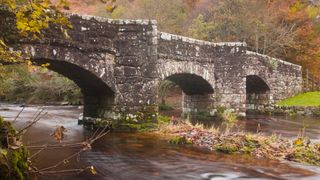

{"left": 7, "top": 14, "right": 302, "bottom": 120}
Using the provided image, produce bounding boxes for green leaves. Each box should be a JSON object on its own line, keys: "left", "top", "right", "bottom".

{"left": 187, "top": 14, "right": 216, "bottom": 41}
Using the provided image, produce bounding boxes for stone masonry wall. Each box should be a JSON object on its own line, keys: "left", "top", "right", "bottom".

{"left": 157, "top": 32, "right": 302, "bottom": 116}
{"left": 19, "top": 14, "right": 159, "bottom": 119}
{"left": 4, "top": 11, "right": 303, "bottom": 119}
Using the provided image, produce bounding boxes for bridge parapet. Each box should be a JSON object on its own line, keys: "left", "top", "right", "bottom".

{"left": 246, "top": 51, "right": 302, "bottom": 71}
{"left": 69, "top": 13, "right": 157, "bottom": 25}
{"left": 158, "top": 32, "right": 247, "bottom": 61}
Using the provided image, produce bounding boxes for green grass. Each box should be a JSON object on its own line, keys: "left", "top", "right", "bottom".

{"left": 277, "top": 91, "right": 320, "bottom": 106}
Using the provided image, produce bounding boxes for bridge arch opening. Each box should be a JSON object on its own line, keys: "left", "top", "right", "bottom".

{"left": 159, "top": 73, "right": 214, "bottom": 119}
{"left": 34, "top": 59, "right": 115, "bottom": 118}
{"left": 1, "top": 60, "right": 115, "bottom": 119}
{"left": 246, "top": 75, "right": 271, "bottom": 112}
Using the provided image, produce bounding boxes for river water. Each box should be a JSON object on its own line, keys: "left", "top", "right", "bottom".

{"left": 0, "top": 103, "right": 320, "bottom": 180}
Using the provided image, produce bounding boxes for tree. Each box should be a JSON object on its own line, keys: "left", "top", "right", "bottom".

{"left": 107, "top": 0, "right": 188, "bottom": 34}
{"left": 186, "top": 0, "right": 320, "bottom": 79}
{"left": 0, "top": 0, "right": 71, "bottom": 64}
{"left": 0, "top": 1, "right": 114, "bottom": 178}
{"left": 187, "top": 14, "right": 216, "bottom": 41}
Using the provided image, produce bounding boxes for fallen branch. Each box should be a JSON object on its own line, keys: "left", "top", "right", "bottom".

{"left": 29, "top": 127, "right": 111, "bottom": 176}
{"left": 17, "top": 109, "right": 47, "bottom": 136}
{"left": 12, "top": 106, "right": 25, "bottom": 124}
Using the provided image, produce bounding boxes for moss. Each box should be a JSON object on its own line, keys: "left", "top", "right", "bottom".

{"left": 94, "top": 119, "right": 112, "bottom": 128}
{"left": 169, "top": 136, "right": 192, "bottom": 145}
{"left": 10, "top": 147, "right": 29, "bottom": 180}
{"left": 291, "top": 146, "right": 320, "bottom": 166}
{"left": 0, "top": 117, "right": 16, "bottom": 136}
{"left": 121, "top": 122, "right": 158, "bottom": 132}
{"left": 269, "top": 58, "right": 278, "bottom": 70}
{"left": 215, "top": 106, "right": 238, "bottom": 124}
{"left": 313, "top": 106, "right": 320, "bottom": 117}
{"left": 0, "top": 116, "right": 29, "bottom": 179}
{"left": 159, "top": 104, "right": 174, "bottom": 111}
{"left": 157, "top": 115, "right": 170, "bottom": 125}
{"left": 240, "top": 146, "right": 255, "bottom": 154}
{"left": 111, "top": 106, "right": 159, "bottom": 131}
{"left": 239, "top": 134, "right": 260, "bottom": 154}
{"left": 194, "top": 110, "right": 212, "bottom": 120}
{"left": 215, "top": 143, "right": 239, "bottom": 154}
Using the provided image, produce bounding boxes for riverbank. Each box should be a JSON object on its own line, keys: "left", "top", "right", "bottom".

{"left": 154, "top": 120, "right": 320, "bottom": 167}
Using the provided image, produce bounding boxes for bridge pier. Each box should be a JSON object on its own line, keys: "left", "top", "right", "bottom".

{"left": 83, "top": 94, "right": 115, "bottom": 119}
{"left": 182, "top": 93, "right": 216, "bottom": 116}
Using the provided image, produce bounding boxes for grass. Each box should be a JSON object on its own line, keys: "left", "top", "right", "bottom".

{"left": 277, "top": 91, "right": 320, "bottom": 106}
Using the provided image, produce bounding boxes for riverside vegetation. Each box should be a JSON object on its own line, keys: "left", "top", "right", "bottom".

{"left": 94, "top": 107, "right": 320, "bottom": 167}
{"left": 156, "top": 115, "right": 320, "bottom": 167}
{"left": 0, "top": 65, "right": 82, "bottom": 105}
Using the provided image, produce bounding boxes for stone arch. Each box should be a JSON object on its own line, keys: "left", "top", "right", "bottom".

{"left": 245, "top": 75, "right": 271, "bottom": 111}
{"left": 23, "top": 45, "right": 117, "bottom": 92}
{"left": 165, "top": 73, "right": 214, "bottom": 95}
{"left": 158, "top": 60, "right": 216, "bottom": 116}
{"left": 158, "top": 61, "right": 215, "bottom": 88}
{"left": 21, "top": 44, "right": 117, "bottom": 119}
{"left": 161, "top": 73, "right": 215, "bottom": 116}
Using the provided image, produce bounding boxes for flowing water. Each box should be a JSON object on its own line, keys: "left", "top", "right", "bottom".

{"left": 0, "top": 103, "right": 320, "bottom": 180}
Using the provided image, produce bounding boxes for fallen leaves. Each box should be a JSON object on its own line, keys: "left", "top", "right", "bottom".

{"left": 51, "top": 126, "right": 67, "bottom": 142}
{"left": 89, "top": 166, "right": 97, "bottom": 175}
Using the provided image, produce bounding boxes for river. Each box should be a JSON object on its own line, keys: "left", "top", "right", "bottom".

{"left": 0, "top": 103, "right": 320, "bottom": 180}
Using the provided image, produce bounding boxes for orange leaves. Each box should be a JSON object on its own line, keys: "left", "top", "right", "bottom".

{"left": 51, "top": 126, "right": 67, "bottom": 142}
{"left": 266, "top": 0, "right": 320, "bottom": 78}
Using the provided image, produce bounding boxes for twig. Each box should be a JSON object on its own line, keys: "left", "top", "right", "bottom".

{"left": 30, "top": 108, "right": 42, "bottom": 121}
{"left": 17, "top": 110, "right": 47, "bottom": 136}
{"left": 38, "top": 149, "right": 85, "bottom": 172}
{"left": 38, "top": 168, "right": 88, "bottom": 175}
{"left": 31, "top": 128, "right": 111, "bottom": 175}
{"left": 88, "top": 127, "right": 100, "bottom": 141}
{"left": 12, "top": 106, "right": 25, "bottom": 124}
{"left": 29, "top": 144, "right": 49, "bottom": 159}
{"left": 27, "top": 142, "right": 83, "bottom": 150}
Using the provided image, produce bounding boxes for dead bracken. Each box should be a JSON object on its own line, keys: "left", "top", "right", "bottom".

{"left": 157, "top": 119, "right": 320, "bottom": 167}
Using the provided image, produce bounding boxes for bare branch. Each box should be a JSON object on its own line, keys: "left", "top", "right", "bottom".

{"left": 12, "top": 106, "right": 25, "bottom": 124}
{"left": 17, "top": 110, "right": 47, "bottom": 136}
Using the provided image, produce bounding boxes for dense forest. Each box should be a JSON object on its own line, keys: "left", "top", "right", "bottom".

{"left": 1, "top": 0, "right": 320, "bottom": 103}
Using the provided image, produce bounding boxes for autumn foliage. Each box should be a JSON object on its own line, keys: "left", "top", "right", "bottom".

{"left": 1, "top": 0, "right": 320, "bottom": 79}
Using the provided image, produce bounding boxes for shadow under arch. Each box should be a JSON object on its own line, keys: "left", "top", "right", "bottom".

{"left": 32, "top": 59, "right": 115, "bottom": 118}
{"left": 159, "top": 73, "right": 215, "bottom": 117}
{"left": 246, "top": 75, "right": 271, "bottom": 112}
{"left": 166, "top": 73, "right": 214, "bottom": 95}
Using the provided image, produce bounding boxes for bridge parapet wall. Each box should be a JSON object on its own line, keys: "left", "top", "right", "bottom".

{"left": 158, "top": 32, "right": 246, "bottom": 62}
